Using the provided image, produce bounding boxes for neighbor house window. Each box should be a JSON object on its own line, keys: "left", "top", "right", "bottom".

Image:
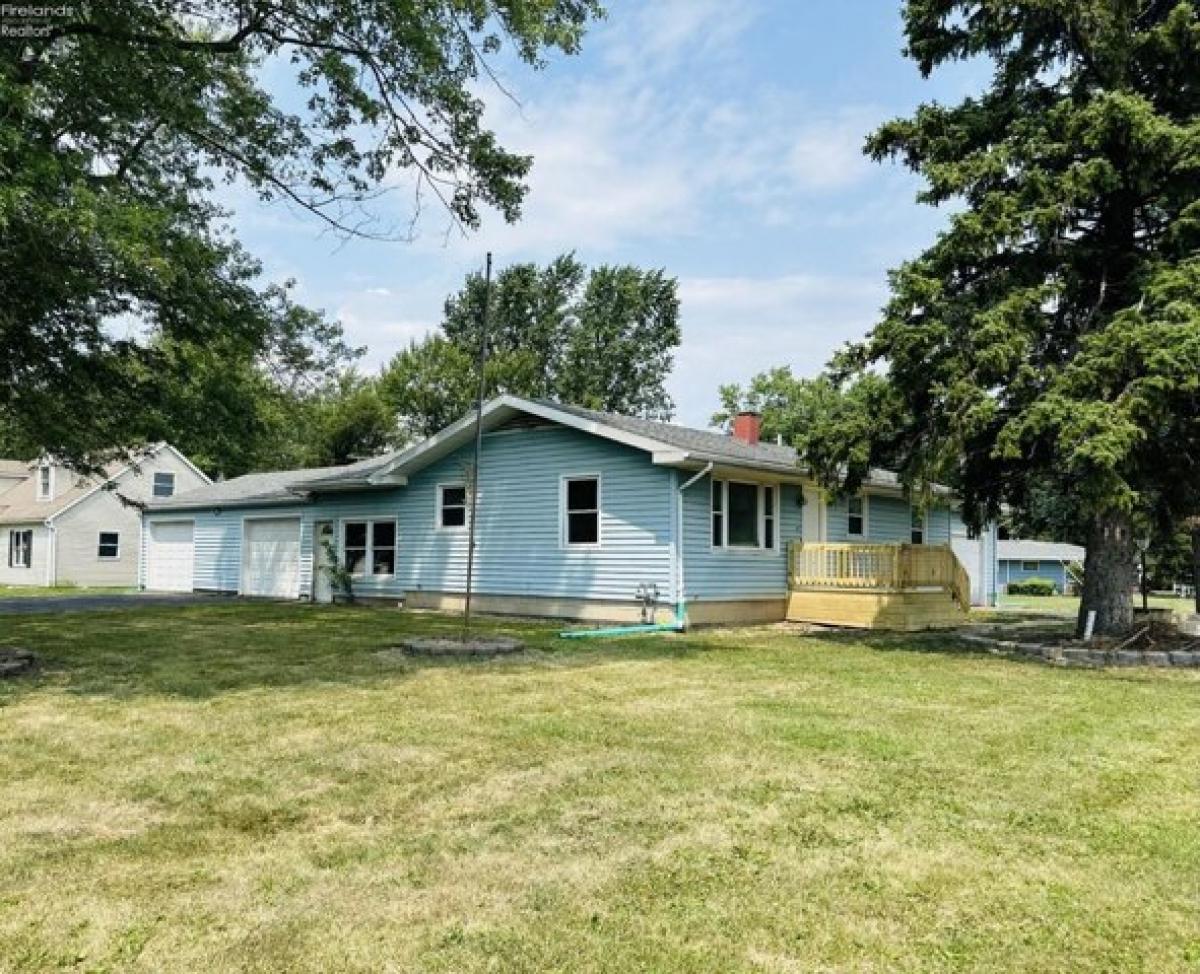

{"left": 37, "top": 465, "right": 52, "bottom": 501}
{"left": 97, "top": 532, "right": 120, "bottom": 559}
{"left": 1022, "top": 560, "right": 1040, "bottom": 572}
{"left": 8, "top": 529, "right": 32, "bottom": 568}
{"left": 563, "top": 476, "right": 600, "bottom": 546}
{"left": 343, "top": 521, "right": 396, "bottom": 576}
{"left": 437, "top": 484, "right": 467, "bottom": 529}
{"left": 710, "top": 480, "right": 777, "bottom": 550}
{"left": 847, "top": 495, "right": 865, "bottom": 536}
{"left": 911, "top": 507, "right": 925, "bottom": 545}
{"left": 152, "top": 472, "right": 176, "bottom": 498}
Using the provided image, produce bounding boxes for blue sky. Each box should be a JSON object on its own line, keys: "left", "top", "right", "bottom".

{"left": 230, "top": 1, "right": 985, "bottom": 428}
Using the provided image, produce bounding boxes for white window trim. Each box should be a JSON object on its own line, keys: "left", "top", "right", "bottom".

{"left": 152, "top": 471, "right": 176, "bottom": 498}
{"left": 97, "top": 531, "right": 121, "bottom": 560}
{"left": 560, "top": 473, "right": 602, "bottom": 549}
{"left": 8, "top": 529, "right": 32, "bottom": 569}
{"left": 435, "top": 482, "right": 469, "bottom": 532}
{"left": 710, "top": 479, "right": 778, "bottom": 553}
{"left": 341, "top": 519, "right": 398, "bottom": 577}
{"left": 846, "top": 493, "right": 869, "bottom": 538}
{"left": 36, "top": 465, "right": 54, "bottom": 502}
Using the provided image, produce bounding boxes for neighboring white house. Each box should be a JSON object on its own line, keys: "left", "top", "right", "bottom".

{"left": 0, "top": 445, "right": 209, "bottom": 588}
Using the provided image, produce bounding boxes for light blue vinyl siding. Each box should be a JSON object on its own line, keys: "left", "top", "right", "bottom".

{"left": 190, "top": 507, "right": 309, "bottom": 593}
{"left": 680, "top": 475, "right": 803, "bottom": 600}
{"left": 826, "top": 493, "right": 955, "bottom": 544}
{"left": 391, "top": 425, "right": 673, "bottom": 601}
{"left": 1000, "top": 559, "right": 1069, "bottom": 592}
{"left": 301, "top": 491, "right": 407, "bottom": 598}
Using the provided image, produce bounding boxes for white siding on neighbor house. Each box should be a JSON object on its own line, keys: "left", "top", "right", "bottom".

{"left": 0, "top": 523, "right": 49, "bottom": 586}
{"left": 52, "top": 446, "right": 208, "bottom": 588}
{"left": 680, "top": 474, "right": 804, "bottom": 601}
{"left": 52, "top": 490, "right": 144, "bottom": 587}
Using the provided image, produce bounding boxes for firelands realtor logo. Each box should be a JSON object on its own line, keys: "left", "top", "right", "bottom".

{"left": 1, "top": 4, "right": 74, "bottom": 38}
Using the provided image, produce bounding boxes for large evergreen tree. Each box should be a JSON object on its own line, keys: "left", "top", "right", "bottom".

{"left": 815, "top": 0, "right": 1200, "bottom": 635}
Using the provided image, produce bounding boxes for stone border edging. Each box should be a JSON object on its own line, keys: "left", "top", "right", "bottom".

{"left": 956, "top": 632, "right": 1200, "bottom": 668}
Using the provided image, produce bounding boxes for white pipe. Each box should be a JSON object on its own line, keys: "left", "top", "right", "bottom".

{"left": 675, "top": 462, "right": 714, "bottom": 622}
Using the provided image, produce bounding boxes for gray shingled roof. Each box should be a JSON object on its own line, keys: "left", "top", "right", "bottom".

{"left": 998, "top": 540, "right": 1086, "bottom": 562}
{"left": 146, "top": 454, "right": 398, "bottom": 511}
{"left": 537, "top": 400, "right": 801, "bottom": 470}
{"left": 0, "top": 459, "right": 31, "bottom": 478}
{"left": 147, "top": 398, "right": 949, "bottom": 512}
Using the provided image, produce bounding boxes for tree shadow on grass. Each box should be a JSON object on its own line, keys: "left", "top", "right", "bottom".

{"left": 0, "top": 601, "right": 731, "bottom": 702}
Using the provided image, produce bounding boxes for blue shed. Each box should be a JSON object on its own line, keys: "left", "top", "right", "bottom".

{"left": 997, "top": 540, "right": 1085, "bottom": 594}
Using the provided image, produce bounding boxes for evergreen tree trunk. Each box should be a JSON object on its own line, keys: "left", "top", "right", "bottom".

{"left": 1076, "top": 511, "right": 1137, "bottom": 637}
{"left": 1191, "top": 522, "right": 1200, "bottom": 616}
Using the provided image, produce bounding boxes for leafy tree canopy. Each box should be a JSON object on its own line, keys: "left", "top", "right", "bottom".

{"left": 381, "top": 255, "right": 681, "bottom": 438}
{"left": 0, "top": 0, "right": 602, "bottom": 468}
{"left": 803, "top": 0, "right": 1200, "bottom": 634}
{"left": 714, "top": 367, "right": 910, "bottom": 494}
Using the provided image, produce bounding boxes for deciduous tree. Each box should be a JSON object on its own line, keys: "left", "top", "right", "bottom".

{"left": 380, "top": 256, "right": 681, "bottom": 434}
{"left": 0, "top": 0, "right": 602, "bottom": 466}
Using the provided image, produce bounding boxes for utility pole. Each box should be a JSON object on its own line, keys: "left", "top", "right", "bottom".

{"left": 463, "top": 252, "right": 492, "bottom": 632}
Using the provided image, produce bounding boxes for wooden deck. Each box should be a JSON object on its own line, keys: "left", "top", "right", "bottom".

{"left": 787, "top": 542, "right": 971, "bottom": 630}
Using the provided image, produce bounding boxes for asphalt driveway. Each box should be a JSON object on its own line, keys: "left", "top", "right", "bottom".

{"left": 0, "top": 592, "right": 220, "bottom": 615}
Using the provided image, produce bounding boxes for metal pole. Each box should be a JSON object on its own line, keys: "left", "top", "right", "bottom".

{"left": 463, "top": 252, "right": 492, "bottom": 632}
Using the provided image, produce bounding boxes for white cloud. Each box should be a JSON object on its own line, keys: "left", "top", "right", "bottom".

{"left": 669, "top": 272, "right": 886, "bottom": 426}
{"left": 396, "top": 2, "right": 883, "bottom": 259}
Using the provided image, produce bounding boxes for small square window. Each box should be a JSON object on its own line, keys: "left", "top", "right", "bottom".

{"left": 153, "top": 472, "right": 176, "bottom": 498}
{"left": 1022, "top": 560, "right": 1040, "bottom": 572}
{"left": 847, "top": 496, "right": 865, "bottom": 537}
{"left": 97, "top": 532, "right": 120, "bottom": 558}
{"left": 344, "top": 522, "right": 368, "bottom": 574}
{"left": 8, "top": 529, "right": 32, "bottom": 568}
{"left": 911, "top": 507, "right": 925, "bottom": 545}
{"left": 438, "top": 484, "right": 467, "bottom": 529}
{"left": 372, "top": 522, "right": 396, "bottom": 575}
{"left": 727, "top": 482, "right": 759, "bottom": 547}
{"left": 563, "top": 477, "right": 600, "bottom": 546}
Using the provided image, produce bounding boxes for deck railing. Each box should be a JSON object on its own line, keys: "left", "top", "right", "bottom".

{"left": 789, "top": 541, "right": 971, "bottom": 610}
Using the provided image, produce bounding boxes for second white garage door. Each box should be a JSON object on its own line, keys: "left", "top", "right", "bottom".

{"left": 145, "top": 520, "right": 195, "bottom": 592}
{"left": 242, "top": 517, "right": 301, "bottom": 598}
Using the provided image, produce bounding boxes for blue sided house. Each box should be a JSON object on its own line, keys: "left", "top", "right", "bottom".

{"left": 141, "top": 396, "right": 972, "bottom": 628}
{"left": 996, "top": 540, "right": 1085, "bottom": 594}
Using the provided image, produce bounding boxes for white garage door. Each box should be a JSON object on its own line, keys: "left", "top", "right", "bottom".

{"left": 145, "top": 520, "right": 195, "bottom": 592}
{"left": 242, "top": 518, "right": 301, "bottom": 598}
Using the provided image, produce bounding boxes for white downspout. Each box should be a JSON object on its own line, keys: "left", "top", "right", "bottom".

{"left": 676, "top": 462, "right": 714, "bottom": 625}
{"left": 45, "top": 519, "right": 55, "bottom": 586}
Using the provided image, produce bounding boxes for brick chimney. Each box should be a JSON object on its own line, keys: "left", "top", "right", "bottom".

{"left": 731, "top": 411, "right": 762, "bottom": 446}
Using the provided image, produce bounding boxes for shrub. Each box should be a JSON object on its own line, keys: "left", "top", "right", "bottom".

{"left": 1007, "top": 578, "right": 1057, "bottom": 596}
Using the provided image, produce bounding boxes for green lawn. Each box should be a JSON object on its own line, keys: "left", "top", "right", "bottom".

{"left": 994, "top": 592, "right": 1194, "bottom": 617}
{"left": 2, "top": 603, "right": 1198, "bottom": 973}
{"left": 0, "top": 584, "right": 134, "bottom": 598}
